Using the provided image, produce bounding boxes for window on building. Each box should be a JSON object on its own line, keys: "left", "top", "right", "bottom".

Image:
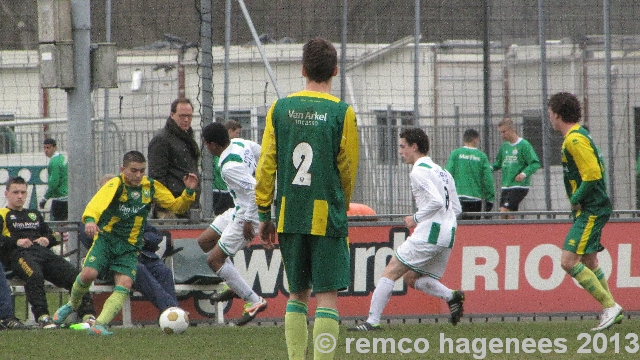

{"left": 375, "top": 110, "right": 414, "bottom": 164}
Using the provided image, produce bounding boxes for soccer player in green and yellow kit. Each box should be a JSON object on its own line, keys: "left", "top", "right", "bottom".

{"left": 255, "top": 37, "right": 359, "bottom": 360}
{"left": 548, "top": 92, "right": 622, "bottom": 331}
{"left": 53, "top": 151, "right": 198, "bottom": 335}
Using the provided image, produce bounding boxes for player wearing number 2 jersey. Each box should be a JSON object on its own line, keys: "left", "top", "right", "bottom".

{"left": 255, "top": 37, "right": 359, "bottom": 360}
{"left": 348, "top": 128, "right": 465, "bottom": 332}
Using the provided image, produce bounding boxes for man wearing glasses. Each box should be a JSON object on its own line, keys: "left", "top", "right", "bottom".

{"left": 148, "top": 98, "right": 201, "bottom": 219}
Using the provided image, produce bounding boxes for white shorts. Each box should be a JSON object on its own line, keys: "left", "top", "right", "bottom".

{"left": 210, "top": 208, "right": 234, "bottom": 235}
{"left": 209, "top": 208, "right": 258, "bottom": 256}
{"left": 395, "top": 235, "right": 451, "bottom": 279}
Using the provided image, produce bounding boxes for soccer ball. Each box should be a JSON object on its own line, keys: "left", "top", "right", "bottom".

{"left": 159, "top": 307, "right": 189, "bottom": 334}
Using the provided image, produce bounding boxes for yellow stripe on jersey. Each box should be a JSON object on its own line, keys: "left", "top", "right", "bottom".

{"left": 129, "top": 216, "right": 144, "bottom": 246}
{"left": 569, "top": 179, "right": 578, "bottom": 195}
{"left": 577, "top": 215, "right": 597, "bottom": 254}
{"left": 103, "top": 216, "right": 119, "bottom": 233}
{"left": 277, "top": 196, "right": 286, "bottom": 233}
{"left": 311, "top": 199, "right": 328, "bottom": 236}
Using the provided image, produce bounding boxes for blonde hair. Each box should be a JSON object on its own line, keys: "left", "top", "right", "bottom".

{"left": 498, "top": 118, "right": 514, "bottom": 129}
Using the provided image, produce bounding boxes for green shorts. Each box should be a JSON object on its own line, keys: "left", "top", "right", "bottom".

{"left": 563, "top": 211, "right": 609, "bottom": 255}
{"left": 279, "top": 233, "right": 350, "bottom": 294}
{"left": 84, "top": 234, "right": 139, "bottom": 281}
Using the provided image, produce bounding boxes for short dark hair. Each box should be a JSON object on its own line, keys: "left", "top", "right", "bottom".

{"left": 170, "top": 98, "right": 193, "bottom": 113}
{"left": 225, "top": 119, "right": 242, "bottom": 131}
{"left": 123, "top": 150, "right": 146, "bottom": 167}
{"left": 302, "top": 37, "right": 337, "bottom": 83}
{"left": 463, "top": 129, "right": 479, "bottom": 143}
{"left": 400, "top": 128, "right": 430, "bottom": 155}
{"left": 548, "top": 92, "right": 581, "bottom": 123}
{"left": 5, "top": 176, "right": 27, "bottom": 190}
{"left": 202, "top": 122, "right": 230, "bottom": 147}
{"left": 43, "top": 138, "right": 57, "bottom": 146}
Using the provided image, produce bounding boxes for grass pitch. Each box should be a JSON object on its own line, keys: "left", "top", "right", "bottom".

{"left": 2, "top": 317, "right": 639, "bottom": 359}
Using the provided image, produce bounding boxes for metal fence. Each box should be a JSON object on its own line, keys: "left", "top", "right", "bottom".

{"left": 0, "top": 120, "right": 611, "bottom": 215}
{"left": 1, "top": 1, "right": 640, "bottom": 216}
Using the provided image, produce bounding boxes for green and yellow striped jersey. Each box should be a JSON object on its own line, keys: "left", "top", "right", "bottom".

{"left": 255, "top": 90, "right": 359, "bottom": 237}
{"left": 561, "top": 124, "right": 611, "bottom": 215}
{"left": 83, "top": 174, "right": 195, "bottom": 248}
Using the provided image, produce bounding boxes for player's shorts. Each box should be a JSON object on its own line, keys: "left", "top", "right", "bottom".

{"left": 210, "top": 208, "right": 234, "bottom": 235}
{"left": 84, "top": 234, "right": 139, "bottom": 281}
{"left": 395, "top": 236, "right": 451, "bottom": 280}
{"left": 499, "top": 188, "right": 529, "bottom": 211}
{"left": 219, "top": 218, "right": 259, "bottom": 256}
{"left": 459, "top": 199, "right": 493, "bottom": 219}
{"left": 279, "top": 233, "right": 350, "bottom": 294}
{"left": 563, "top": 210, "right": 609, "bottom": 255}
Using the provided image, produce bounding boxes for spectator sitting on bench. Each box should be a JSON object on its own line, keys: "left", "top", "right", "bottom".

{"left": 0, "top": 176, "right": 96, "bottom": 329}
{"left": 77, "top": 173, "right": 180, "bottom": 315}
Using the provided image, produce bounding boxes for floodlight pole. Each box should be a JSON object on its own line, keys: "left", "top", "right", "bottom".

{"left": 67, "top": 0, "right": 93, "bottom": 264}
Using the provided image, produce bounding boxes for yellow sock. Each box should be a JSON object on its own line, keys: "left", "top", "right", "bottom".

{"left": 592, "top": 266, "right": 612, "bottom": 297}
{"left": 285, "top": 300, "right": 308, "bottom": 360}
{"left": 96, "top": 285, "right": 129, "bottom": 325}
{"left": 570, "top": 263, "right": 614, "bottom": 308}
{"left": 313, "top": 308, "right": 339, "bottom": 360}
{"left": 69, "top": 275, "right": 91, "bottom": 309}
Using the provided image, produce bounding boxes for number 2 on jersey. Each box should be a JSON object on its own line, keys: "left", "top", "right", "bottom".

{"left": 292, "top": 142, "right": 313, "bottom": 186}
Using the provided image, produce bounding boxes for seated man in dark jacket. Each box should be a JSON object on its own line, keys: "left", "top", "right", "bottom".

{"left": 0, "top": 176, "right": 95, "bottom": 329}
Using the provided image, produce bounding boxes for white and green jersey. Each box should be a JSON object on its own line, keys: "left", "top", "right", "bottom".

{"left": 218, "top": 138, "right": 261, "bottom": 223}
{"left": 410, "top": 157, "right": 461, "bottom": 248}
{"left": 492, "top": 138, "right": 541, "bottom": 189}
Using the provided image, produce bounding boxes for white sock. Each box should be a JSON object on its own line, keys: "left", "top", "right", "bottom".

{"left": 414, "top": 276, "right": 453, "bottom": 301}
{"left": 215, "top": 258, "right": 260, "bottom": 303}
{"left": 366, "top": 277, "right": 395, "bottom": 325}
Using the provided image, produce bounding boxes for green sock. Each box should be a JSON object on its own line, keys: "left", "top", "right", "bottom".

{"left": 96, "top": 285, "right": 129, "bottom": 325}
{"left": 570, "top": 263, "right": 614, "bottom": 308}
{"left": 69, "top": 275, "right": 91, "bottom": 309}
{"left": 592, "top": 266, "right": 612, "bottom": 297}
{"left": 313, "top": 308, "right": 339, "bottom": 360}
{"left": 285, "top": 300, "right": 308, "bottom": 360}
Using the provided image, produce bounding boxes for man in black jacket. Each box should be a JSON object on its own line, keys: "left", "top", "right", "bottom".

{"left": 148, "top": 98, "right": 201, "bottom": 219}
{"left": 0, "top": 176, "right": 95, "bottom": 328}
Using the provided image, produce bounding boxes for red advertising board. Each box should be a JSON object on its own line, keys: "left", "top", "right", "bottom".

{"left": 103, "top": 222, "right": 640, "bottom": 323}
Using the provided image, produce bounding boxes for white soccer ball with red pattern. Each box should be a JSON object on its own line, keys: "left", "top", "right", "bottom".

{"left": 159, "top": 307, "right": 189, "bottom": 334}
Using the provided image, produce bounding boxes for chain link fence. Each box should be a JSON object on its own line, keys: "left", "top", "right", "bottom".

{"left": 1, "top": 1, "right": 640, "bottom": 216}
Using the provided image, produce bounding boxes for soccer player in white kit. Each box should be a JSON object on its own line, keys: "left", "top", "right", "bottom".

{"left": 198, "top": 122, "right": 267, "bottom": 326}
{"left": 348, "top": 127, "right": 465, "bottom": 331}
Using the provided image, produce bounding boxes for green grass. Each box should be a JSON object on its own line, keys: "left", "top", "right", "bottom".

{"left": 2, "top": 317, "right": 639, "bottom": 359}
